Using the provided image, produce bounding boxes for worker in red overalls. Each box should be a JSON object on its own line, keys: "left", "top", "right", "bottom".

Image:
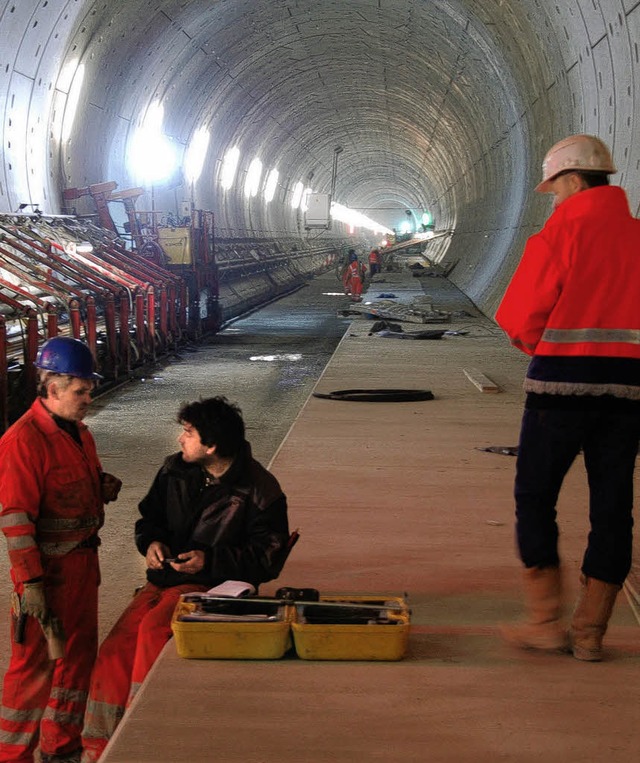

{"left": 343, "top": 249, "right": 366, "bottom": 302}
{"left": 368, "top": 248, "right": 381, "bottom": 277}
{"left": 0, "top": 337, "right": 121, "bottom": 763}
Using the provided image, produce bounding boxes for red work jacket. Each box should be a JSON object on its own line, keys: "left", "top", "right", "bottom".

{"left": 0, "top": 398, "right": 104, "bottom": 582}
{"left": 495, "top": 186, "right": 640, "bottom": 359}
{"left": 343, "top": 260, "right": 363, "bottom": 288}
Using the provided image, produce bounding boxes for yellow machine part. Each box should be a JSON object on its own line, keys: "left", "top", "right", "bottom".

{"left": 157, "top": 227, "right": 192, "bottom": 264}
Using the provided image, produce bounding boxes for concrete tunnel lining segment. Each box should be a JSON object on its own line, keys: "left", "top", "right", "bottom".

{"left": 0, "top": 0, "right": 639, "bottom": 317}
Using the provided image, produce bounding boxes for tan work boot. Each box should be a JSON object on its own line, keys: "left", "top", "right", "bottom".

{"left": 570, "top": 575, "right": 620, "bottom": 662}
{"left": 501, "top": 566, "right": 570, "bottom": 652}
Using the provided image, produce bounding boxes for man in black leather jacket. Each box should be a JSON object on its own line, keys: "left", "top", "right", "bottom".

{"left": 81, "top": 397, "right": 290, "bottom": 763}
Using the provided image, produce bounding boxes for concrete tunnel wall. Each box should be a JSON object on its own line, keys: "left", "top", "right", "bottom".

{"left": 1, "top": 0, "right": 639, "bottom": 318}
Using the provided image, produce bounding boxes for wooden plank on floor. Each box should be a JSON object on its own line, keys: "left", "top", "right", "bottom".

{"left": 462, "top": 367, "right": 501, "bottom": 393}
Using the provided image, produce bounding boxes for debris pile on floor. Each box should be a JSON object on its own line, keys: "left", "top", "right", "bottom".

{"left": 340, "top": 295, "right": 451, "bottom": 324}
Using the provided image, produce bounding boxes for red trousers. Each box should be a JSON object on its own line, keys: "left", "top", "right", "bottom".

{"left": 81, "top": 582, "right": 207, "bottom": 763}
{"left": 0, "top": 548, "right": 99, "bottom": 763}
{"left": 343, "top": 269, "right": 363, "bottom": 300}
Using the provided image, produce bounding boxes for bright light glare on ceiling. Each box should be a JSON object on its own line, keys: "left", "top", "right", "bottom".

{"left": 61, "top": 63, "right": 85, "bottom": 141}
{"left": 330, "top": 202, "right": 393, "bottom": 235}
{"left": 185, "top": 126, "right": 210, "bottom": 185}
{"left": 291, "top": 181, "right": 304, "bottom": 209}
{"left": 244, "top": 157, "right": 263, "bottom": 198}
{"left": 301, "top": 187, "right": 313, "bottom": 211}
{"left": 128, "top": 101, "right": 177, "bottom": 184}
{"left": 220, "top": 146, "right": 240, "bottom": 190}
{"left": 264, "top": 168, "right": 279, "bottom": 202}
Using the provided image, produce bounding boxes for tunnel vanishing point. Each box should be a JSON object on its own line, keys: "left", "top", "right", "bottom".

{"left": 1, "top": 0, "right": 639, "bottom": 321}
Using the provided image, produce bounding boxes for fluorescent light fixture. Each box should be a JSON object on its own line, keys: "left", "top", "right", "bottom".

{"left": 264, "top": 168, "right": 279, "bottom": 202}
{"left": 330, "top": 202, "right": 393, "bottom": 235}
{"left": 61, "top": 63, "right": 85, "bottom": 141}
{"left": 144, "top": 101, "right": 164, "bottom": 132}
{"left": 128, "top": 100, "right": 177, "bottom": 184}
{"left": 220, "top": 146, "right": 240, "bottom": 190}
{"left": 57, "top": 59, "right": 79, "bottom": 93}
{"left": 185, "top": 126, "right": 210, "bottom": 185}
{"left": 301, "top": 187, "right": 313, "bottom": 212}
{"left": 291, "top": 181, "right": 304, "bottom": 209}
{"left": 244, "top": 157, "right": 263, "bottom": 198}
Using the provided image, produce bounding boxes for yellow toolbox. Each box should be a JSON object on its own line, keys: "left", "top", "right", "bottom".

{"left": 171, "top": 595, "right": 292, "bottom": 660}
{"left": 291, "top": 594, "right": 410, "bottom": 661}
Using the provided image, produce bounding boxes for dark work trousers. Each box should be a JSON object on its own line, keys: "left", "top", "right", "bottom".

{"left": 515, "top": 405, "right": 640, "bottom": 585}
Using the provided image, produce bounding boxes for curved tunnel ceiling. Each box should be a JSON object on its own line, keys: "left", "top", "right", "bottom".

{"left": 1, "top": 0, "right": 639, "bottom": 314}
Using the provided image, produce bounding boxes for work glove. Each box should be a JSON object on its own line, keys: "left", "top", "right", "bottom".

{"left": 101, "top": 472, "right": 123, "bottom": 503}
{"left": 21, "top": 582, "right": 66, "bottom": 659}
{"left": 21, "top": 581, "right": 49, "bottom": 623}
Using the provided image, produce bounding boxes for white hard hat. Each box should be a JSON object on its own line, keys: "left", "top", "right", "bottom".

{"left": 535, "top": 134, "right": 616, "bottom": 193}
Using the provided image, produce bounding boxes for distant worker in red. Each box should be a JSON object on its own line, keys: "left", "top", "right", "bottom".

{"left": 496, "top": 135, "right": 640, "bottom": 661}
{"left": 343, "top": 249, "right": 366, "bottom": 302}
{"left": 0, "top": 337, "right": 122, "bottom": 763}
{"left": 368, "top": 248, "right": 381, "bottom": 277}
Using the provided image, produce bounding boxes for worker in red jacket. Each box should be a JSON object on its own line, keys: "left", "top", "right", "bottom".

{"left": 0, "top": 337, "right": 121, "bottom": 763}
{"left": 343, "top": 249, "right": 366, "bottom": 301}
{"left": 495, "top": 134, "right": 640, "bottom": 661}
{"left": 368, "top": 248, "right": 381, "bottom": 276}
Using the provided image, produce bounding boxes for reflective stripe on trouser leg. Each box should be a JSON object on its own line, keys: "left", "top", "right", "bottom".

{"left": 0, "top": 615, "right": 53, "bottom": 762}
{"left": 40, "top": 549, "right": 99, "bottom": 758}
{"left": 81, "top": 584, "right": 163, "bottom": 763}
{"left": 81, "top": 582, "right": 207, "bottom": 763}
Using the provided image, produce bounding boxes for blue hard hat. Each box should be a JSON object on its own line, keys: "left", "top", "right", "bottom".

{"left": 348, "top": 249, "right": 357, "bottom": 262}
{"left": 35, "top": 336, "right": 102, "bottom": 379}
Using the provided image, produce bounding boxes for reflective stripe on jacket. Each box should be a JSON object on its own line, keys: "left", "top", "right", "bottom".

{"left": 0, "top": 399, "right": 103, "bottom": 581}
{"left": 495, "top": 186, "right": 640, "bottom": 360}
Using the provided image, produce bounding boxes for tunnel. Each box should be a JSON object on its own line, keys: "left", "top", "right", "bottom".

{"left": 1, "top": 3, "right": 640, "bottom": 759}
{"left": 1, "top": 0, "right": 638, "bottom": 320}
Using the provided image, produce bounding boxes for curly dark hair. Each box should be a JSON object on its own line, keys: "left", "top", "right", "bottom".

{"left": 177, "top": 396, "right": 245, "bottom": 458}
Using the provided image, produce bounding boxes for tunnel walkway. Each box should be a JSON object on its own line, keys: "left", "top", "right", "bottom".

{"left": 99, "top": 268, "right": 640, "bottom": 763}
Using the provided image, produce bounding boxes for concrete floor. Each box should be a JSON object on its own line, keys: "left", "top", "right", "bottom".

{"left": 98, "top": 267, "right": 640, "bottom": 763}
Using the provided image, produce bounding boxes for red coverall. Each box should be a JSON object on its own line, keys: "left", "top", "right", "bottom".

{"left": 80, "top": 582, "right": 207, "bottom": 763}
{"left": 343, "top": 260, "right": 365, "bottom": 301}
{"left": 368, "top": 249, "right": 380, "bottom": 276}
{"left": 0, "top": 399, "right": 104, "bottom": 763}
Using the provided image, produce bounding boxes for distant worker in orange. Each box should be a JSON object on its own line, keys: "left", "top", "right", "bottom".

{"left": 368, "top": 248, "right": 381, "bottom": 277}
{"left": 343, "top": 249, "right": 366, "bottom": 302}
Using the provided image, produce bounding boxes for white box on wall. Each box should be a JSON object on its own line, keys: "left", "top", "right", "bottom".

{"left": 305, "top": 193, "right": 331, "bottom": 229}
